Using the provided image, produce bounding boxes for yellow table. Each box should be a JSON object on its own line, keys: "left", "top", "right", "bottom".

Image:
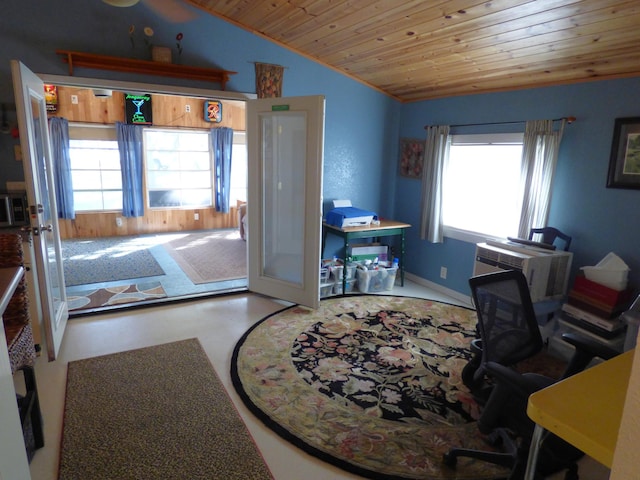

{"left": 525, "top": 349, "right": 633, "bottom": 479}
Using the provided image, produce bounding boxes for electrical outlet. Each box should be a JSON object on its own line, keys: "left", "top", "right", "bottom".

{"left": 440, "top": 266, "right": 447, "bottom": 279}
{"left": 185, "top": 104, "right": 191, "bottom": 113}
{"left": 194, "top": 213, "right": 199, "bottom": 220}
{"left": 115, "top": 217, "right": 123, "bottom": 227}
{"left": 71, "top": 95, "right": 78, "bottom": 104}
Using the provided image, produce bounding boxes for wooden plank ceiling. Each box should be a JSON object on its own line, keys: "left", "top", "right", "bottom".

{"left": 186, "top": 0, "right": 640, "bottom": 103}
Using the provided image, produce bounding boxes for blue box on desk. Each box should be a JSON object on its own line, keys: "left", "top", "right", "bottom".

{"left": 325, "top": 207, "right": 377, "bottom": 228}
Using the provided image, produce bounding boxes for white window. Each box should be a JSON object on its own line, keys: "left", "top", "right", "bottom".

{"left": 68, "top": 125, "right": 247, "bottom": 212}
{"left": 442, "top": 133, "right": 524, "bottom": 240}
{"left": 145, "top": 129, "right": 213, "bottom": 208}
{"left": 69, "top": 125, "right": 123, "bottom": 212}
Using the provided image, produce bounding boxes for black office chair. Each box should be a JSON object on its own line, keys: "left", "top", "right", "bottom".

{"left": 444, "top": 270, "right": 618, "bottom": 480}
{"left": 528, "top": 227, "right": 572, "bottom": 251}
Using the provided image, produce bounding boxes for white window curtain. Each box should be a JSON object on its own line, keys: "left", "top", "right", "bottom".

{"left": 420, "top": 125, "right": 450, "bottom": 243}
{"left": 517, "top": 119, "right": 566, "bottom": 238}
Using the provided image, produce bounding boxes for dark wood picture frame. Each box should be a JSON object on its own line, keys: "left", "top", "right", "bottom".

{"left": 607, "top": 117, "right": 640, "bottom": 189}
{"left": 399, "top": 138, "right": 425, "bottom": 178}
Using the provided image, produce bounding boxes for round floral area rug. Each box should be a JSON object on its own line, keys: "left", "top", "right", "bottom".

{"left": 231, "top": 295, "right": 510, "bottom": 480}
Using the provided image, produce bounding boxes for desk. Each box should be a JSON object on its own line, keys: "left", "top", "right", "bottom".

{"left": 525, "top": 349, "right": 633, "bottom": 479}
{"left": 322, "top": 220, "right": 411, "bottom": 291}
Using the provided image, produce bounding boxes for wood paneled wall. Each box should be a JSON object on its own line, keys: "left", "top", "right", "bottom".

{"left": 52, "top": 86, "right": 246, "bottom": 130}
{"left": 58, "top": 206, "right": 240, "bottom": 239}
{"left": 50, "top": 86, "right": 246, "bottom": 239}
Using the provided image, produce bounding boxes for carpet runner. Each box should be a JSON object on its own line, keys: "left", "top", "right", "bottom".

{"left": 59, "top": 339, "right": 272, "bottom": 479}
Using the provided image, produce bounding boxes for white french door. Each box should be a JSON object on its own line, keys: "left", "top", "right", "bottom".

{"left": 11, "top": 60, "right": 69, "bottom": 361}
{"left": 247, "top": 95, "right": 325, "bottom": 309}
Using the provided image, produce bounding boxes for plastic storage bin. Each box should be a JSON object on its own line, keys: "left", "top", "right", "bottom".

{"left": 320, "top": 266, "right": 330, "bottom": 282}
{"left": 330, "top": 263, "right": 356, "bottom": 281}
{"left": 333, "top": 278, "right": 357, "bottom": 295}
{"left": 320, "top": 282, "right": 334, "bottom": 298}
{"left": 357, "top": 266, "right": 398, "bottom": 293}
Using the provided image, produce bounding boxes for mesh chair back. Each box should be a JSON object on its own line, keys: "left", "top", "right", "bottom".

{"left": 470, "top": 270, "right": 543, "bottom": 367}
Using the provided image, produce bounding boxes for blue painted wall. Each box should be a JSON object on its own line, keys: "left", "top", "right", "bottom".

{"left": 0, "top": 0, "right": 399, "bottom": 234}
{"left": 2, "top": 1, "right": 639, "bottom": 299}
{"left": 398, "top": 78, "right": 640, "bottom": 296}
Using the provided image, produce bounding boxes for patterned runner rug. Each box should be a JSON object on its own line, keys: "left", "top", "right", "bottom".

{"left": 59, "top": 339, "right": 272, "bottom": 480}
{"left": 67, "top": 281, "right": 167, "bottom": 312}
{"left": 231, "top": 295, "right": 510, "bottom": 480}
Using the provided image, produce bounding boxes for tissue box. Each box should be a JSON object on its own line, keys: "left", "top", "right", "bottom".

{"left": 580, "top": 252, "right": 630, "bottom": 291}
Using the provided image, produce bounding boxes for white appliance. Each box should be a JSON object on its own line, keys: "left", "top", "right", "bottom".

{"left": 474, "top": 241, "right": 573, "bottom": 302}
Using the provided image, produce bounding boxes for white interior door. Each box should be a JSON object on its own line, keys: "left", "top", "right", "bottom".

{"left": 11, "top": 60, "right": 69, "bottom": 361}
{"left": 247, "top": 95, "right": 325, "bottom": 309}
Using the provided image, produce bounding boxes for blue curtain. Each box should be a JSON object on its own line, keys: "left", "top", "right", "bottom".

{"left": 211, "top": 127, "right": 234, "bottom": 213}
{"left": 116, "top": 122, "right": 145, "bottom": 217}
{"left": 48, "top": 117, "right": 75, "bottom": 219}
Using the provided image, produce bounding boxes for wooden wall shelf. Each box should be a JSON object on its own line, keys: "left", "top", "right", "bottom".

{"left": 56, "top": 50, "right": 237, "bottom": 90}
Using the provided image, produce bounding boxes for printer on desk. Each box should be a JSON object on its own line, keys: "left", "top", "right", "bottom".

{"left": 325, "top": 199, "right": 378, "bottom": 228}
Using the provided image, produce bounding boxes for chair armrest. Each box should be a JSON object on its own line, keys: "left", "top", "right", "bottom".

{"left": 560, "top": 332, "right": 620, "bottom": 378}
{"left": 485, "top": 362, "right": 553, "bottom": 399}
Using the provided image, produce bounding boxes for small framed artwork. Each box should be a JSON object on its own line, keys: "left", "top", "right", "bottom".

{"left": 607, "top": 117, "right": 640, "bottom": 189}
{"left": 399, "top": 138, "right": 425, "bottom": 178}
{"left": 204, "top": 100, "right": 223, "bottom": 123}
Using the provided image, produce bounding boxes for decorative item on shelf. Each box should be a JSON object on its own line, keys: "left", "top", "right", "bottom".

{"left": 399, "top": 137, "right": 425, "bottom": 178}
{"left": 204, "top": 100, "right": 222, "bottom": 123}
{"left": 255, "top": 62, "right": 284, "bottom": 98}
{"left": 151, "top": 46, "right": 172, "bottom": 63}
{"left": 175, "top": 32, "right": 183, "bottom": 62}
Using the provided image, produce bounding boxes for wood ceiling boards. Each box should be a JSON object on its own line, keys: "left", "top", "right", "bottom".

{"left": 186, "top": 0, "right": 640, "bottom": 102}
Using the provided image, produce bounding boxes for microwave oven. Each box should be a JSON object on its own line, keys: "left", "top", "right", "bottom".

{"left": 0, "top": 192, "right": 29, "bottom": 227}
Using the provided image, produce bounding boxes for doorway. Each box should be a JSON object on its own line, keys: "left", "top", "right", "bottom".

{"left": 40, "top": 77, "right": 253, "bottom": 314}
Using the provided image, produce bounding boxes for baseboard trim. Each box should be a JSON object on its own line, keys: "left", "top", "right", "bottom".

{"left": 405, "top": 272, "right": 472, "bottom": 308}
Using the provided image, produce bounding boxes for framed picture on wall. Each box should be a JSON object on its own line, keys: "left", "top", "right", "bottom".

{"left": 607, "top": 117, "right": 640, "bottom": 189}
{"left": 399, "top": 138, "right": 424, "bottom": 178}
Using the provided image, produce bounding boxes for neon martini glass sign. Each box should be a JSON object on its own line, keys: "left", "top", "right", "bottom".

{"left": 125, "top": 93, "right": 152, "bottom": 124}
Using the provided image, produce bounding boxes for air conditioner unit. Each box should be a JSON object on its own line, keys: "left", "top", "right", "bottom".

{"left": 473, "top": 241, "right": 573, "bottom": 302}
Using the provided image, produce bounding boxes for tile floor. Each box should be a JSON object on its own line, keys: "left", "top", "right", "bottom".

{"left": 28, "top": 281, "right": 610, "bottom": 480}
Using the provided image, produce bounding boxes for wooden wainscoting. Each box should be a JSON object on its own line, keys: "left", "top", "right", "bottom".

{"left": 58, "top": 206, "right": 239, "bottom": 239}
